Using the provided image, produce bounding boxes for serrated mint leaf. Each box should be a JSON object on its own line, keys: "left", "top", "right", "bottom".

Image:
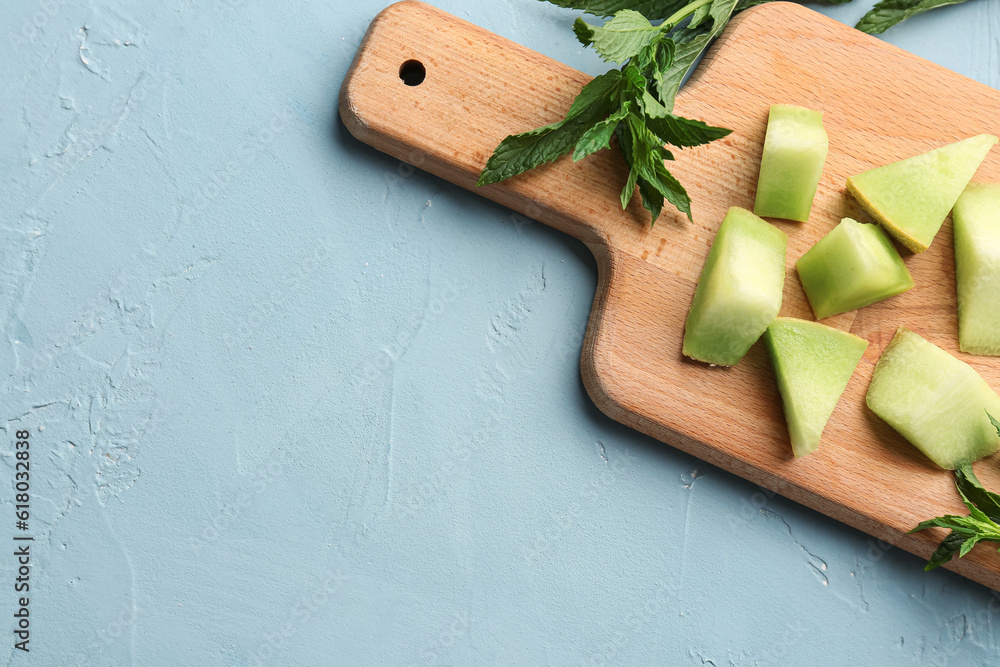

{"left": 478, "top": 102, "right": 613, "bottom": 185}
{"left": 914, "top": 466, "right": 1000, "bottom": 571}
{"left": 566, "top": 70, "right": 625, "bottom": 118}
{"left": 855, "top": 0, "right": 970, "bottom": 35}
{"left": 956, "top": 462, "right": 1000, "bottom": 525}
{"left": 622, "top": 63, "right": 648, "bottom": 91}
{"left": 544, "top": 0, "right": 691, "bottom": 20}
{"left": 574, "top": 10, "right": 661, "bottom": 64}
{"left": 478, "top": 71, "right": 625, "bottom": 186}
{"left": 640, "top": 90, "right": 731, "bottom": 147}
{"left": 637, "top": 176, "right": 665, "bottom": 223}
{"left": 620, "top": 165, "right": 638, "bottom": 209}
{"left": 924, "top": 532, "right": 965, "bottom": 571}
{"left": 687, "top": 2, "right": 713, "bottom": 28}
{"left": 573, "top": 105, "right": 630, "bottom": 161}
{"left": 657, "top": 0, "right": 740, "bottom": 108}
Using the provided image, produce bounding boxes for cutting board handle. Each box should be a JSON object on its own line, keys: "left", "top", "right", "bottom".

{"left": 339, "top": 0, "right": 733, "bottom": 248}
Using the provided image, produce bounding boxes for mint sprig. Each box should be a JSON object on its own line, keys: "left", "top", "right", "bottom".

{"left": 477, "top": 0, "right": 734, "bottom": 224}
{"left": 911, "top": 414, "right": 1000, "bottom": 571}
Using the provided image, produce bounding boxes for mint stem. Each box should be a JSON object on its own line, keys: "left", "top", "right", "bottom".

{"left": 663, "top": 0, "right": 713, "bottom": 28}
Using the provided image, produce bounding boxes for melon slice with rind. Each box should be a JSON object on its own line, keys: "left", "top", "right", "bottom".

{"left": 953, "top": 182, "right": 1000, "bottom": 356}
{"left": 795, "top": 218, "right": 913, "bottom": 320}
{"left": 765, "top": 318, "right": 868, "bottom": 457}
{"left": 846, "top": 134, "right": 997, "bottom": 252}
{"left": 682, "top": 207, "right": 787, "bottom": 366}
{"left": 866, "top": 327, "right": 1000, "bottom": 469}
{"left": 754, "top": 104, "right": 828, "bottom": 223}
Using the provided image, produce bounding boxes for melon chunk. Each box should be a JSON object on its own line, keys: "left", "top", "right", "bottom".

{"left": 682, "top": 207, "right": 787, "bottom": 366}
{"left": 795, "top": 218, "right": 914, "bottom": 320}
{"left": 866, "top": 327, "right": 1000, "bottom": 469}
{"left": 846, "top": 134, "right": 998, "bottom": 252}
{"left": 765, "top": 318, "right": 868, "bottom": 457}
{"left": 754, "top": 104, "right": 828, "bottom": 222}
{"left": 952, "top": 183, "right": 1000, "bottom": 356}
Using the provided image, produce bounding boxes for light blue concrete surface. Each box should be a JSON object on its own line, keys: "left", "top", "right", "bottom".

{"left": 2, "top": 0, "right": 1000, "bottom": 665}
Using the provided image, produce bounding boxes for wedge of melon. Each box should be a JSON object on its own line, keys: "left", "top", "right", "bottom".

{"left": 765, "top": 318, "right": 868, "bottom": 457}
{"left": 846, "top": 134, "right": 997, "bottom": 252}
{"left": 753, "top": 104, "right": 828, "bottom": 223}
{"left": 952, "top": 182, "right": 1000, "bottom": 356}
{"left": 682, "top": 207, "right": 787, "bottom": 366}
{"left": 866, "top": 327, "right": 1000, "bottom": 469}
{"left": 795, "top": 218, "right": 914, "bottom": 320}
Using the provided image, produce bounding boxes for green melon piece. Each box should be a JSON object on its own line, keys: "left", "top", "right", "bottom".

{"left": 682, "top": 207, "right": 787, "bottom": 366}
{"left": 795, "top": 218, "right": 914, "bottom": 320}
{"left": 846, "top": 134, "right": 998, "bottom": 252}
{"left": 953, "top": 182, "right": 1000, "bottom": 356}
{"left": 765, "top": 318, "right": 868, "bottom": 457}
{"left": 753, "top": 104, "right": 828, "bottom": 223}
{"left": 866, "top": 327, "right": 1000, "bottom": 469}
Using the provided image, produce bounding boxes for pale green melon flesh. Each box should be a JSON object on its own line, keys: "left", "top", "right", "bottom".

{"left": 765, "top": 318, "right": 868, "bottom": 457}
{"left": 753, "top": 104, "right": 828, "bottom": 223}
{"left": 846, "top": 134, "right": 998, "bottom": 252}
{"left": 795, "top": 218, "right": 914, "bottom": 320}
{"left": 866, "top": 327, "right": 1000, "bottom": 469}
{"left": 682, "top": 207, "right": 787, "bottom": 366}
{"left": 953, "top": 182, "right": 1000, "bottom": 356}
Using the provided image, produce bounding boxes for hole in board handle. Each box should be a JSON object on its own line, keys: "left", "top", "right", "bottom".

{"left": 399, "top": 60, "right": 426, "bottom": 86}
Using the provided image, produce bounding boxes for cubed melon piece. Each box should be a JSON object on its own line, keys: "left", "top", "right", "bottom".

{"left": 765, "top": 318, "right": 868, "bottom": 457}
{"left": 795, "top": 218, "right": 914, "bottom": 320}
{"left": 753, "top": 104, "right": 828, "bottom": 223}
{"left": 682, "top": 207, "right": 787, "bottom": 366}
{"left": 846, "top": 134, "right": 998, "bottom": 252}
{"left": 952, "top": 182, "right": 1000, "bottom": 356}
{"left": 866, "top": 327, "right": 1000, "bottom": 469}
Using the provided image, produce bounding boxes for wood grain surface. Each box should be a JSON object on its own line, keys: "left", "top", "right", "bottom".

{"left": 339, "top": 0, "right": 1000, "bottom": 590}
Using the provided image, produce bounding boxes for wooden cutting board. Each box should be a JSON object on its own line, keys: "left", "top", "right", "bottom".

{"left": 340, "top": 0, "right": 1000, "bottom": 590}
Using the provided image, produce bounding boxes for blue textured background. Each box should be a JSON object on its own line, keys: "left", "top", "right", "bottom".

{"left": 3, "top": 0, "right": 1000, "bottom": 664}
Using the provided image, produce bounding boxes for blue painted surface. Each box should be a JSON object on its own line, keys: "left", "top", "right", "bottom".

{"left": 2, "top": 0, "right": 1000, "bottom": 664}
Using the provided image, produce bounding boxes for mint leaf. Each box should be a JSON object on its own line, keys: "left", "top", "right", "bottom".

{"left": 956, "top": 459, "right": 1000, "bottom": 525}
{"left": 625, "top": 114, "right": 691, "bottom": 222}
{"left": 565, "top": 69, "right": 626, "bottom": 117}
{"left": 478, "top": 71, "right": 623, "bottom": 185}
{"left": 656, "top": 0, "right": 740, "bottom": 109}
{"left": 544, "top": 0, "right": 691, "bottom": 20}
{"left": 573, "top": 104, "right": 631, "bottom": 161}
{"left": 573, "top": 10, "right": 661, "bottom": 64}
{"left": 855, "top": 0, "right": 970, "bottom": 35}
{"left": 913, "top": 463, "right": 1000, "bottom": 571}
{"left": 637, "top": 177, "right": 665, "bottom": 223}
{"left": 619, "top": 165, "right": 639, "bottom": 209}
{"left": 640, "top": 90, "right": 731, "bottom": 146}
{"left": 924, "top": 532, "right": 966, "bottom": 571}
